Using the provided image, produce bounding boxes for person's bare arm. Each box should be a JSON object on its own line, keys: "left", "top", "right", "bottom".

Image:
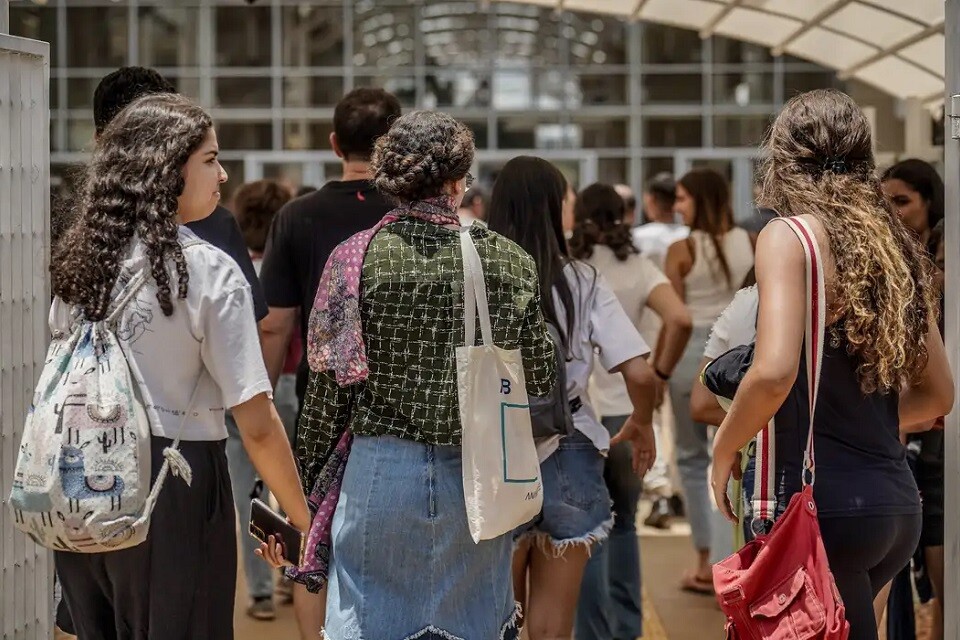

{"left": 711, "top": 222, "right": 806, "bottom": 519}
{"left": 691, "top": 356, "right": 728, "bottom": 427}
{"left": 899, "top": 316, "right": 954, "bottom": 428}
{"left": 609, "top": 355, "right": 658, "bottom": 476}
{"left": 646, "top": 282, "right": 693, "bottom": 376}
{"left": 260, "top": 306, "right": 298, "bottom": 388}
{"left": 664, "top": 239, "right": 692, "bottom": 300}
{"left": 232, "top": 392, "right": 310, "bottom": 533}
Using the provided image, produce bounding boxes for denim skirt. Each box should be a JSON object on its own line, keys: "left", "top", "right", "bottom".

{"left": 324, "top": 435, "right": 520, "bottom": 640}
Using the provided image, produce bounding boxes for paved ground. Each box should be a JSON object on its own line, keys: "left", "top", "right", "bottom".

{"left": 55, "top": 510, "right": 936, "bottom": 640}
{"left": 56, "top": 517, "right": 726, "bottom": 640}
{"left": 228, "top": 516, "right": 724, "bottom": 640}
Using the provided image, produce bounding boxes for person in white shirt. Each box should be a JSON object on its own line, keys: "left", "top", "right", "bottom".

{"left": 691, "top": 279, "right": 759, "bottom": 566}
{"left": 49, "top": 93, "right": 309, "bottom": 639}
{"left": 487, "top": 157, "right": 658, "bottom": 640}
{"left": 632, "top": 172, "right": 690, "bottom": 270}
{"left": 664, "top": 168, "right": 755, "bottom": 595}
{"left": 570, "top": 183, "right": 693, "bottom": 640}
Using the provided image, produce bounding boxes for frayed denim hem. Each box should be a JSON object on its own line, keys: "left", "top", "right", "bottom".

{"left": 516, "top": 515, "right": 615, "bottom": 559}
{"left": 320, "top": 602, "right": 522, "bottom": 640}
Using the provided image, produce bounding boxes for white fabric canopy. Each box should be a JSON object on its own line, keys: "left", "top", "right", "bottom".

{"left": 502, "top": 0, "right": 945, "bottom": 105}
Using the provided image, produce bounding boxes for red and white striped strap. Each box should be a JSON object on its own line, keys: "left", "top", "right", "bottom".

{"left": 752, "top": 419, "right": 777, "bottom": 524}
{"left": 752, "top": 216, "right": 826, "bottom": 524}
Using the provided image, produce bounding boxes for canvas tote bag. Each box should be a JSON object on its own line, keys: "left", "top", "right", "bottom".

{"left": 456, "top": 227, "right": 543, "bottom": 543}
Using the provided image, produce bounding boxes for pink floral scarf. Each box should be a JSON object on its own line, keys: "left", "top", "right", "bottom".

{"left": 306, "top": 195, "right": 461, "bottom": 384}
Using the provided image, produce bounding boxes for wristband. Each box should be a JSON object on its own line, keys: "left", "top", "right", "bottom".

{"left": 654, "top": 367, "right": 671, "bottom": 381}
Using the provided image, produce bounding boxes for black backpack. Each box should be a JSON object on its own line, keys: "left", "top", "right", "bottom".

{"left": 529, "top": 323, "right": 578, "bottom": 438}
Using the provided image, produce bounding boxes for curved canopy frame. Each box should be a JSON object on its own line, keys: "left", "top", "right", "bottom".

{"left": 500, "top": 0, "right": 945, "bottom": 106}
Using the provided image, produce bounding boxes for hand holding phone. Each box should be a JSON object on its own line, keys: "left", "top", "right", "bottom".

{"left": 249, "top": 498, "right": 305, "bottom": 567}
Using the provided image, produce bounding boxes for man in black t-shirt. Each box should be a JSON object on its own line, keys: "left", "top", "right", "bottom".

{"left": 257, "top": 88, "right": 398, "bottom": 637}
{"left": 259, "top": 88, "right": 400, "bottom": 406}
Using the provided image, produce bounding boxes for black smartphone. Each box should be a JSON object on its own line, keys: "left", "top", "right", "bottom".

{"left": 249, "top": 498, "right": 305, "bottom": 566}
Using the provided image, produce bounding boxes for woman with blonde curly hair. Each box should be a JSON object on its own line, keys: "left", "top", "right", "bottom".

{"left": 710, "top": 89, "right": 953, "bottom": 640}
{"left": 287, "top": 111, "right": 557, "bottom": 639}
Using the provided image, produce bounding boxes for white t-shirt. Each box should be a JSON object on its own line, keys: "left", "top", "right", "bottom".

{"left": 703, "top": 285, "right": 759, "bottom": 359}
{"left": 583, "top": 246, "right": 669, "bottom": 417}
{"left": 631, "top": 222, "right": 690, "bottom": 271}
{"left": 554, "top": 261, "right": 650, "bottom": 452}
{"left": 49, "top": 228, "right": 272, "bottom": 441}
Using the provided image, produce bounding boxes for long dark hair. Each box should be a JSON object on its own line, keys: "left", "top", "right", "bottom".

{"left": 758, "top": 88, "right": 935, "bottom": 393}
{"left": 487, "top": 156, "right": 576, "bottom": 349}
{"left": 52, "top": 93, "right": 213, "bottom": 320}
{"left": 678, "top": 168, "right": 736, "bottom": 287}
{"left": 569, "top": 183, "right": 638, "bottom": 262}
{"left": 881, "top": 158, "right": 945, "bottom": 239}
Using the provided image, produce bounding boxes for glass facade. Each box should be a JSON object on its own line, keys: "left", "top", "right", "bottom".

{"left": 11, "top": 0, "right": 865, "bottom": 209}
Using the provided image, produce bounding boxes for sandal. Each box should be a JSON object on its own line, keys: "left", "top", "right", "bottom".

{"left": 680, "top": 572, "right": 715, "bottom": 596}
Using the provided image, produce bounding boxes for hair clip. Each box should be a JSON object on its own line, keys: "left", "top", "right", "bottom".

{"left": 822, "top": 157, "right": 848, "bottom": 174}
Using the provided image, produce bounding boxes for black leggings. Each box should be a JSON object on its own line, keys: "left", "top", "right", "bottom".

{"left": 819, "top": 513, "right": 921, "bottom": 640}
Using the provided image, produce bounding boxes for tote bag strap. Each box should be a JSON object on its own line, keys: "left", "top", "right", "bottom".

{"left": 752, "top": 216, "right": 826, "bottom": 526}
{"left": 460, "top": 227, "right": 494, "bottom": 347}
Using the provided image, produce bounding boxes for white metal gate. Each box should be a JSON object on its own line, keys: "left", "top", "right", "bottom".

{"left": 0, "top": 29, "right": 52, "bottom": 640}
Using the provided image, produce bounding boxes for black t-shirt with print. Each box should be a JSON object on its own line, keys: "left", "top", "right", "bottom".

{"left": 187, "top": 205, "right": 268, "bottom": 321}
{"left": 259, "top": 179, "right": 393, "bottom": 394}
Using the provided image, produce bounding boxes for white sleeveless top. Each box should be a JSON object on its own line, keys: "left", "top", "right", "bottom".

{"left": 684, "top": 227, "right": 754, "bottom": 328}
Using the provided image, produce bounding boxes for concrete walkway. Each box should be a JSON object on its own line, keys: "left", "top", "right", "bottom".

{"left": 56, "top": 519, "right": 727, "bottom": 640}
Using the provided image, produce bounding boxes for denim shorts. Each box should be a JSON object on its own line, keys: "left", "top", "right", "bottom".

{"left": 324, "top": 435, "right": 520, "bottom": 640}
{"left": 517, "top": 430, "right": 613, "bottom": 554}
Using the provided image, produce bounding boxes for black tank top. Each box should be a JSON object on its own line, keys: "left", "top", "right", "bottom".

{"left": 774, "top": 331, "right": 921, "bottom": 517}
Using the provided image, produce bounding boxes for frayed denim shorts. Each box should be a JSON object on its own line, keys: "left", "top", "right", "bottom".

{"left": 323, "top": 435, "right": 520, "bottom": 640}
{"left": 517, "top": 430, "right": 614, "bottom": 555}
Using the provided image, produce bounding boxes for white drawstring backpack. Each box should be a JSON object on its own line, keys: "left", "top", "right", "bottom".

{"left": 9, "top": 268, "right": 196, "bottom": 552}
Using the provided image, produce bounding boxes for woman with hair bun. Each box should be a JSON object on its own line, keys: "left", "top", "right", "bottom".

{"left": 710, "top": 89, "right": 953, "bottom": 640}
{"left": 291, "top": 111, "right": 557, "bottom": 639}
{"left": 571, "top": 182, "right": 692, "bottom": 640}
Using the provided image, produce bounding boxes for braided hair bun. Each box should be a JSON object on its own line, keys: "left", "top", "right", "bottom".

{"left": 371, "top": 110, "right": 475, "bottom": 203}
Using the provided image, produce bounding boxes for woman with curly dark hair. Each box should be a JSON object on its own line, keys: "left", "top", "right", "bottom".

{"left": 570, "top": 182, "right": 691, "bottom": 640}
{"left": 710, "top": 89, "right": 953, "bottom": 640}
{"left": 50, "top": 93, "right": 309, "bottom": 639}
{"left": 284, "top": 111, "right": 557, "bottom": 639}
